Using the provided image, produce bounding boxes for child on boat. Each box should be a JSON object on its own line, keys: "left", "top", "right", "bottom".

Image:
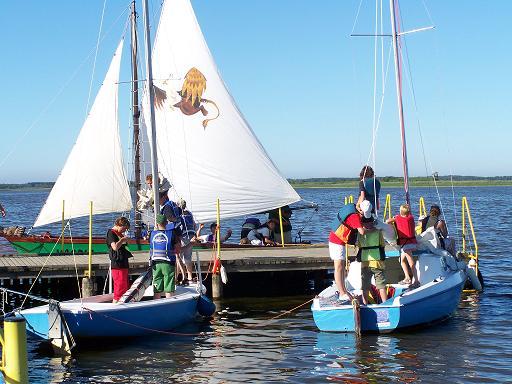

{"left": 357, "top": 208, "right": 387, "bottom": 305}
{"left": 387, "top": 204, "right": 419, "bottom": 287}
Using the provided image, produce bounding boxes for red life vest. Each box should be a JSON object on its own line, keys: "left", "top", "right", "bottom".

{"left": 395, "top": 214, "right": 417, "bottom": 246}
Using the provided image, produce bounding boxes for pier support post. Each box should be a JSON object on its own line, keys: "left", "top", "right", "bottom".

{"left": 0, "top": 317, "right": 29, "bottom": 384}
{"left": 212, "top": 274, "right": 223, "bottom": 299}
{"left": 81, "top": 277, "right": 96, "bottom": 298}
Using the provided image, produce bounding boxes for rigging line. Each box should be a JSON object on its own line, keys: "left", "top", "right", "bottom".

{"left": 449, "top": 173, "right": 461, "bottom": 250}
{"left": 350, "top": 0, "right": 365, "bottom": 35}
{"left": 0, "top": 6, "right": 129, "bottom": 172}
{"left": 85, "top": 0, "right": 108, "bottom": 117}
{"left": 20, "top": 221, "right": 71, "bottom": 309}
{"left": 67, "top": 220, "right": 84, "bottom": 304}
{"left": 370, "top": 0, "right": 379, "bottom": 177}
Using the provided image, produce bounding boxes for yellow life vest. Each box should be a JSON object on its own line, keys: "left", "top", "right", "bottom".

{"left": 356, "top": 230, "right": 385, "bottom": 262}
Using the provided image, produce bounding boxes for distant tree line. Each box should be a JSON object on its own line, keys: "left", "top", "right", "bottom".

{"left": 288, "top": 176, "right": 512, "bottom": 183}
{"left": 0, "top": 182, "right": 55, "bottom": 190}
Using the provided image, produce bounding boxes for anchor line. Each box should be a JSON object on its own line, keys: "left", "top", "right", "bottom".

{"left": 81, "top": 297, "right": 314, "bottom": 337}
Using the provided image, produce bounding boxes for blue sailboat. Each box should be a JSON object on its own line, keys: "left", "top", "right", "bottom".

{"left": 312, "top": 0, "right": 472, "bottom": 333}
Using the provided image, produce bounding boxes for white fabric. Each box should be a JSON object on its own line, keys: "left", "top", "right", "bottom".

{"left": 247, "top": 227, "right": 270, "bottom": 242}
{"left": 142, "top": 0, "right": 300, "bottom": 223}
{"left": 34, "top": 41, "right": 131, "bottom": 227}
{"left": 328, "top": 241, "right": 346, "bottom": 261}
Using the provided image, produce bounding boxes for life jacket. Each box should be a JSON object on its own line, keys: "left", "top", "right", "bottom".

{"left": 241, "top": 218, "right": 261, "bottom": 239}
{"left": 160, "top": 200, "right": 181, "bottom": 222}
{"left": 395, "top": 214, "right": 417, "bottom": 246}
{"left": 180, "top": 211, "right": 195, "bottom": 236}
{"left": 356, "top": 230, "right": 385, "bottom": 262}
{"left": 362, "top": 178, "right": 381, "bottom": 203}
{"left": 150, "top": 229, "right": 176, "bottom": 263}
{"left": 331, "top": 205, "right": 358, "bottom": 245}
{"left": 206, "top": 233, "right": 215, "bottom": 243}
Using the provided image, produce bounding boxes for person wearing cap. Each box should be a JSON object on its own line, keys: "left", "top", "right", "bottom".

{"left": 357, "top": 165, "right": 381, "bottom": 213}
{"left": 247, "top": 219, "right": 279, "bottom": 246}
{"left": 177, "top": 199, "right": 196, "bottom": 283}
{"left": 356, "top": 202, "right": 388, "bottom": 305}
{"left": 196, "top": 223, "right": 232, "bottom": 244}
{"left": 158, "top": 177, "right": 182, "bottom": 226}
{"left": 106, "top": 217, "right": 133, "bottom": 303}
{"left": 150, "top": 214, "right": 181, "bottom": 298}
{"left": 328, "top": 203, "right": 366, "bottom": 302}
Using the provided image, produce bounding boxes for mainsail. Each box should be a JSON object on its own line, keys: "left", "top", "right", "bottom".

{"left": 34, "top": 40, "right": 132, "bottom": 227}
{"left": 144, "top": 0, "right": 301, "bottom": 222}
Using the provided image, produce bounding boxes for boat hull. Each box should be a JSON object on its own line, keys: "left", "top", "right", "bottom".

{"left": 21, "top": 287, "right": 202, "bottom": 340}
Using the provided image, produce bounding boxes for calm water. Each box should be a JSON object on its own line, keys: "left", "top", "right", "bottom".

{"left": 0, "top": 186, "right": 511, "bottom": 383}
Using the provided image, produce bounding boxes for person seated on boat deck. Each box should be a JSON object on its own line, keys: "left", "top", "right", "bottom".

{"left": 247, "top": 219, "right": 279, "bottom": 246}
{"left": 268, "top": 205, "right": 293, "bottom": 244}
{"left": 328, "top": 202, "right": 366, "bottom": 302}
{"left": 357, "top": 206, "right": 388, "bottom": 305}
{"left": 386, "top": 204, "right": 419, "bottom": 287}
{"left": 356, "top": 165, "right": 381, "bottom": 213}
{"left": 150, "top": 214, "right": 181, "bottom": 298}
{"left": 196, "top": 223, "right": 232, "bottom": 243}
{"left": 419, "top": 204, "right": 455, "bottom": 255}
{"left": 177, "top": 198, "right": 196, "bottom": 283}
{"left": 106, "top": 217, "right": 133, "bottom": 303}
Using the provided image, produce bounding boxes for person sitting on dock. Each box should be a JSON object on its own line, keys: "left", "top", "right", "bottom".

{"left": 247, "top": 219, "right": 279, "bottom": 246}
{"left": 268, "top": 205, "right": 293, "bottom": 244}
{"left": 329, "top": 202, "right": 366, "bottom": 302}
{"left": 357, "top": 209, "right": 388, "bottom": 305}
{"left": 106, "top": 217, "right": 133, "bottom": 303}
{"left": 196, "top": 223, "right": 232, "bottom": 243}
{"left": 177, "top": 198, "right": 196, "bottom": 283}
{"left": 357, "top": 165, "right": 381, "bottom": 213}
{"left": 386, "top": 204, "right": 419, "bottom": 287}
{"left": 150, "top": 214, "right": 181, "bottom": 298}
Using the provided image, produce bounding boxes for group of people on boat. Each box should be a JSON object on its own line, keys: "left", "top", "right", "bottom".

{"left": 329, "top": 165, "right": 455, "bottom": 305}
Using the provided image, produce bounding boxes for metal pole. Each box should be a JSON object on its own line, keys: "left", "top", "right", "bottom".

{"left": 131, "top": 0, "right": 142, "bottom": 239}
{"left": 88, "top": 201, "right": 93, "bottom": 278}
{"left": 61, "top": 200, "right": 65, "bottom": 253}
{"left": 142, "top": 0, "right": 160, "bottom": 228}
{"left": 389, "top": 0, "right": 410, "bottom": 205}
{"left": 278, "top": 207, "right": 285, "bottom": 247}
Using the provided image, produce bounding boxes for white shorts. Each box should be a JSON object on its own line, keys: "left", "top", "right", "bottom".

{"left": 329, "top": 242, "right": 346, "bottom": 261}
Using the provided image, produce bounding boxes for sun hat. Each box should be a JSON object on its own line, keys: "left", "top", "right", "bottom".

{"left": 158, "top": 177, "right": 172, "bottom": 193}
{"left": 360, "top": 200, "right": 373, "bottom": 219}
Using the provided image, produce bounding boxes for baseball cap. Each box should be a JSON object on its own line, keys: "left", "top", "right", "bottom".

{"left": 360, "top": 200, "right": 373, "bottom": 219}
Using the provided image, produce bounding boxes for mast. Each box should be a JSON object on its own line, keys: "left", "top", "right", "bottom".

{"left": 389, "top": 0, "right": 410, "bottom": 205}
{"left": 142, "top": 0, "right": 160, "bottom": 226}
{"left": 130, "top": 0, "right": 142, "bottom": 238}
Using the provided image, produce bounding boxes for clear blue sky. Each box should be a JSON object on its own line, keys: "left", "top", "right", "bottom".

{"left": 1, "top": 0, "right": 511, "bottom": 183}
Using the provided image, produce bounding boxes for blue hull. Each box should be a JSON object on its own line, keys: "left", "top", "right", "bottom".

{"left": 22, "top": 291, "right": 204, "bottom": 340}
{"left": 312, "top": 273, "right": 465, "bottom": 333}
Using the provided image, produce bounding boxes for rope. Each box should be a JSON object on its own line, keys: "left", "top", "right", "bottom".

{"left": 66, "top": 222, "right": 83, "bottom": 305}
{"left": 81, "top": 297, "right": 314, "bottom": 337}
{"left": 85, "top": 0, "right": 108, "bottom": 116}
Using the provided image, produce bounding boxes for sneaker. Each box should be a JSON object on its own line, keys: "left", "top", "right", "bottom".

{"left": 338, "top": 293, "right": 351, "bottom": 303}
{"left": 398, "top": 278, "right": 412, "bottom": 285}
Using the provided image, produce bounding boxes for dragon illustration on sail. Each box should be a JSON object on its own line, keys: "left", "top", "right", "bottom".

{"left": 154, "top": 67, "right": 220, "bottom": 128}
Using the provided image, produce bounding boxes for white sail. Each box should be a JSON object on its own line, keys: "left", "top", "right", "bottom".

{"left": 34, "top": 40, "right": 131, "bottom": 227}
{"left": 144, "top": 0, "right": 300, "bottom": 222}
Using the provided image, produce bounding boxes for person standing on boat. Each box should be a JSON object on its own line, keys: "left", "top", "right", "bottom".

{"left": 386, "top": 204, "right": 419, "bottom": 287}
{"left": 0, "top": 202, "right": 5, "bottom": 217}
{"left": 268, "top": 205, "right": 293, "bottom": 244}
{"left": 106, "top": 217, "right": 133, "bottom": 303}
{"left": 150, "top": 214, "right": 181, "bottom": 298}
{"left": 158, "top": 179, "right": 182, "bottom": 225}
{"left": 328, "top": 203, "right": 366, "bottom": 302}
{"left": 177, "top": 198, "right": 195, "bottom": 283}
{"left": 356, "top": 205, "right": 388, "bottom": 305}
{"left": 357, "top": 165, "right": 381, "bottom": 213}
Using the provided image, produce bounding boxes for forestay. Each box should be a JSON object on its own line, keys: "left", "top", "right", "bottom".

{"left": 143, "top": 0, "right": 300, "bottom": 222}
{"left": 34, "top": 41, "right": 132, "bottom": 228}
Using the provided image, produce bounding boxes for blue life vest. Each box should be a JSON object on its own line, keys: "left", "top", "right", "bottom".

{"left": 363, "top": 178, "right": 381, "bottom": 202}
{"left": 330, "top": 203, "right": 357, "bottom": 231}
{"left": 160, "top": 200, "right": 181, "bottom": 222}
{"left": 150, "top": 229, "right": 176, "bottom": 263}
{"left": 180, "top": 211, "right": 195, "bottom": 236}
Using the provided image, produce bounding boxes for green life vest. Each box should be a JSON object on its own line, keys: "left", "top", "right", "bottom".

{"left": 356, "top": 230, "right": 385, "bottom": 262}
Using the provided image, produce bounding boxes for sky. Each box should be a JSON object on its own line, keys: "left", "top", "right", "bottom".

{"left": 1, "top": 0, "right": 511, "bottom": 183}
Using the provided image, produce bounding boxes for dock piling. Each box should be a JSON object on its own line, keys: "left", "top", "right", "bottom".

{"left": 0, "top": 316, "right": 29, "bottom": 384}
{"left": 212, "top": 274, "right": 223, "bottom": 298}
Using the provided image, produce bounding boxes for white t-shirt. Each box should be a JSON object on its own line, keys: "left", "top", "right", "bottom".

{"left": 248, "top": 227, "right": 270, "bottom": 241}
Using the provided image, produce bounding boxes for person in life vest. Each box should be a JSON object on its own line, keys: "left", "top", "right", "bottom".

{"left": 328, "top": 203, "right": 367, "bottom": 302}
{"left": 196, "top": 223, "right": 232, "bottom": 243}
{"left": 150, "top": 214, "right": 181, "bottom": 298}
{"left": 247, "top": 219, "right": 279, "bottom": 246}
{"left": 357, "top": 209, "right": 387, "bottom": 305}
{"left": 386, "top": 204, "right": 419, "bottom": 287}
{"left": 158, "top": 177, "right": 182, "bottom": 225}
{"left": 177, "top": 198, "right": 196, "bottom": 283}
{"left": 419, "top": 204, "right": 456, "bottom": 255}
{"left": 357, "top": 165, "right": 381, "bottom": 213}
{"left": 106, "top": 217, "right": 133, "bottom": 303}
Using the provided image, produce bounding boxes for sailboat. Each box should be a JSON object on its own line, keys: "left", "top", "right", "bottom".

{"left": 311, "top": 0, "right": 471, "bottom": 333}
{"left": 1, "top": 0, "right": 303, "bottom": 256}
